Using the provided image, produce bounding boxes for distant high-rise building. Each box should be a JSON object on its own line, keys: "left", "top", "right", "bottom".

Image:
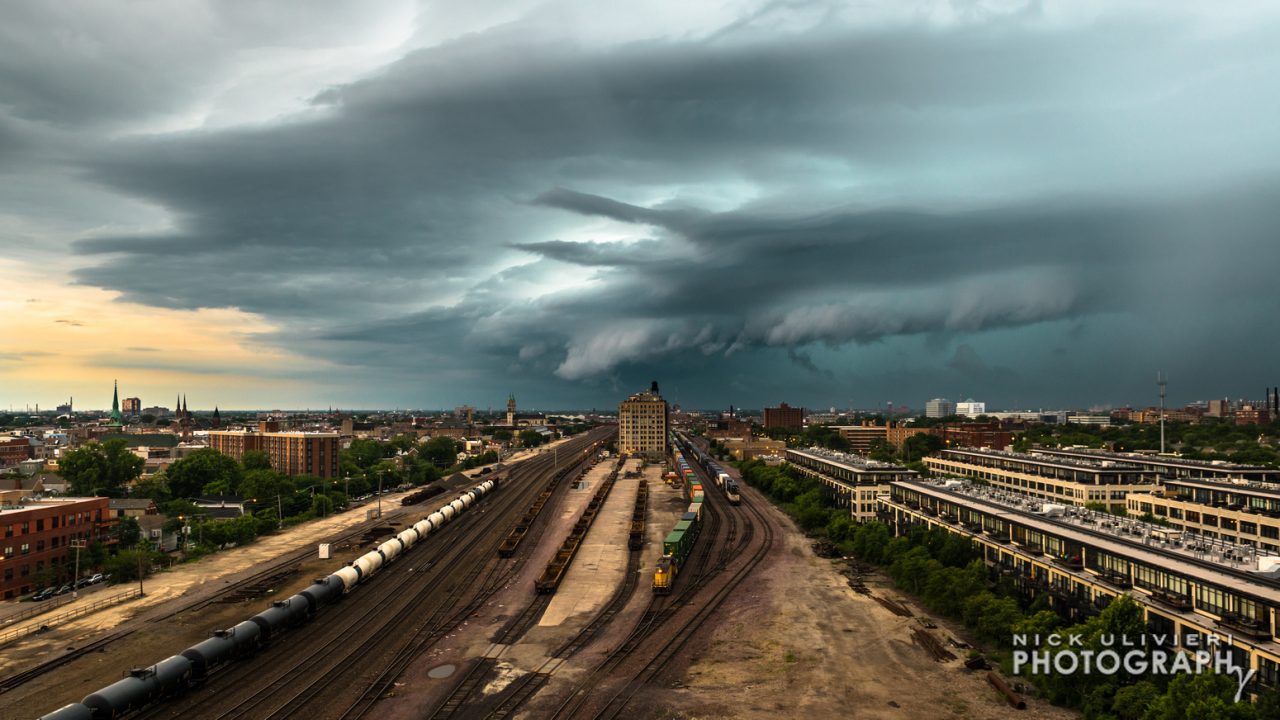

{"left": 925, "top": 398, "right": 956, "bottom": 418}
{"left": 1207, "top": 399, "right": 1229, "bottom": 417}
{"left": 619, "top": 381, "right": 668, "bottom": 461}
{"left": 955, "top": 400, "right": 985, "bottom": 417}
{"left": 122, "top": 397, "right": 141, "bottom": 415}
{"left": 55, "top": 398, "right": 73, "bottom": 414}
{"left": 762, "top": 402, "right": 805, "bottom": 430}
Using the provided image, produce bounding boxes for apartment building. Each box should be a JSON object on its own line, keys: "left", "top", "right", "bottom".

{"left": 785, "top": 447, "right": 917, "bottom": 521}
{"left": 1, "top": 496, "right": 111, "bottom": 599}
{"left": 880, "top": 479, "right": 1280, "bottom": 688}
{"left": 925, "top": 448, "right": 1159, "bottom": 512}
{"left": 208, "top": 423, "right": 340, "bottom": 478}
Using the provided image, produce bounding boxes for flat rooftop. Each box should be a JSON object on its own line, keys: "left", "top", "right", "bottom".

{"left": 889, "top": 479, "right": 1280, "bottom": 602}
{"left": 0, "top": 496, "right": 104, "bottom": 517}
{"left": 787, "top": 447, "right": 916, "bottom": 473}
{"left": 937, "top": 447, "right": 1148, "bottom": 473}
{"left": 1164, "top": 477, "right": 1280, "bottom": 499}
{"left": 1037, "top": 447, "right": 1278, "bottom": 474}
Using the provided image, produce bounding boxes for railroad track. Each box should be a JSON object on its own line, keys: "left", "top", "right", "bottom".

{"left": 430, "top": 463, "right": 647, "bottom": 720}
{"left": 119, "top": 427, "right": 604, "bottom": 717}
{"left": 0, "top": 630, "right": 136, "bottom": 694}
{"left": 540, "top": 435, "right": 775, "bottom": 720}
{"left": 134, "top": 430, "right": 612, "bottom": 720}
{"left": 0, "top": 483, "right": 450, "bottom": 698}
{"left": 341, "top": 452, "right": 602, "bottom": 720}
{"left": 585, "top": 481, "right": 776, "bottom": 719}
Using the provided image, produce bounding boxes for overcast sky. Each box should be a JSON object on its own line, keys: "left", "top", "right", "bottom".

{"left": 2, "top": 0, "right": 1279, "bottom": 412}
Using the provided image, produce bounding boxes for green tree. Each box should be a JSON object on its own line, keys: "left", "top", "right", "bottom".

{"left": 239, "top": 468, "right": 295, "bottom": 507}
{"left": 113, "top": 516, "right": 142, "bottom": 547}
{"left": 491, "top": 428, "right": 513, "bottom": 442}
{"left": 105, "top": 547, "right": 163, "bottom": 582}
{"left": 901, "top": 433, "right": 944, "bottom": 462}
{"left": 518, "top": 429, "right": 546, "bottom": 448}
{"left": 130, "top": 473, "right": 172, "bottom": 502}
{"left": 342, "top": 439, "right": 388, "bottom": 473}
{"left": 60, "top": 438, "right": 144, "bottom": 496}
{"left": 166, "top": 448, "right": 243, "bottom": 499}
{"left": 241, "top": 450, "right": 272, "bottom": 471}
{"left": 1142, "top": 672, "right": 1255, "bottom": 720}
{"left": 421, "top": 436, "right": 462, "bottom": 467}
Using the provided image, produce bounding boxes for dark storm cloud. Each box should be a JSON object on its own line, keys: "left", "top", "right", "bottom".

{"left": 14, "top": 3, "right": 1279, "bottom": 406}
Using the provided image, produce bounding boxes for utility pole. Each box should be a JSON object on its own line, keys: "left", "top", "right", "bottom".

{"left": 70, "top": 539, "right": 86, "bottom": 599}
{"left": 1158, "top": 371, "right": 1168, "bottom": 454}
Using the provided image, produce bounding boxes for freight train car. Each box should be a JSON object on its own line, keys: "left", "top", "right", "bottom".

{"left": 37, "top": 478, "right": 505, "bottom": 720}
{"left": 652, "top": 501, "right": 702, "bottom": 594}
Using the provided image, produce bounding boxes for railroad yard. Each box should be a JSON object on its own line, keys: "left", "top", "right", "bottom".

{"left": 4, "top": 429, "right": 1069, "bottom": 720}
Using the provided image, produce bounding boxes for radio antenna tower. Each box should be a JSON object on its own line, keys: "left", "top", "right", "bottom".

{"left": 1157, "top": 371, "right": 1167, "bottom": 454}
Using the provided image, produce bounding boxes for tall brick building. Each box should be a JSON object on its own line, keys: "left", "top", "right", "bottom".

{"left": 762, "top": 402, "right": 805, "bottom": 430}
{"left": 208, "top": 422, "right": 340, "bottom": 477}
{"left": 618, "top": 382, "right": 668, "bottom": 461}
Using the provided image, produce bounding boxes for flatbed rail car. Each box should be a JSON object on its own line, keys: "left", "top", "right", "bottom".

{"left": 628, "top": 479, "right": 648, "bottom": 550}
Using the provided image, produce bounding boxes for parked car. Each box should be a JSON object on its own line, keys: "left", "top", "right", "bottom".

{"left": 76, "top": 577, "right": 93, "bottom": 589}
{"left": 31, "top": 587, "right": 55, "bottom": 601}
{"left": 89, "top": 573, "right": 104, "bottom": 584}
{"left": 54, "top": 584, "right": 72, "bottom": 596}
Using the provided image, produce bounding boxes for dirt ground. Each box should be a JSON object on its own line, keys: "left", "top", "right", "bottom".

{"left": 639, "top": 500, "right": 1078, "bottom": 720}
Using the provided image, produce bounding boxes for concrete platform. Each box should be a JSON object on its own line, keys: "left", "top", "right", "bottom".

{"left": 541, "top": 458, "right": 643, "bottom": 626}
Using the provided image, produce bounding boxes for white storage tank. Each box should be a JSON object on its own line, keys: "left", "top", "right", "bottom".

{"left": 333, "top": 566, "right": 361, "bottom": 591}
{"left": 353, "top": 551, "right": 383, "bottom": 578}
{"left": 378, "top": 539, "right": 402, "bottom": 562}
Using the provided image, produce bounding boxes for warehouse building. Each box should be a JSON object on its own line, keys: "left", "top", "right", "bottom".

{"left": 1036, "top": 448, "right": 1280, "bottom": 484}
{"left": 924, "top": 448, "right": 1159, "bottom": 513}
{"left": 785, "top": 447, "right": 917, "bottom": 521}
{"left": 618, "top": 382, "right": 668, "bottom": 462}
{"left": 878, "top": 479, "right": 1280, "bottom": 687}
{"left": 1129, "top": 478, "right": 1280, "bottom": 554}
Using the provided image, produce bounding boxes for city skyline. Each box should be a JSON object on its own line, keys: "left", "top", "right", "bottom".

{"left": 4, "top": 2, "right": 1280, "bottom": 410}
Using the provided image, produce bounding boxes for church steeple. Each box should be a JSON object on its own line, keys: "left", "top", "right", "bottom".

{"left": 110, "top": 380, "right": 123, "bottom": 425}
{"left": 211, "top": 406, "right": 221, "bottom": 428}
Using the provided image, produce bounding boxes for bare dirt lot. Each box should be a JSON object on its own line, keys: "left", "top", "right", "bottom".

{"left": 634, "top": 497, "right": 1077, "bottom": 720}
